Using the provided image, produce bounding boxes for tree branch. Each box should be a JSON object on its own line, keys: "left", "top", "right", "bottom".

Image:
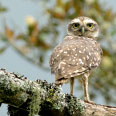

{"left": 0, "top": 69, "right": 116, "bottom": 116}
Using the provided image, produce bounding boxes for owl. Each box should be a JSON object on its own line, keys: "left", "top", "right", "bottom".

{"left": 49, "top": 16, "right": 102, "bottom": 103}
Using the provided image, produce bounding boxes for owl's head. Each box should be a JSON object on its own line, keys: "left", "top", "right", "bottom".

{"left": 67, "top": 16, "right": 99, "bottom": 38}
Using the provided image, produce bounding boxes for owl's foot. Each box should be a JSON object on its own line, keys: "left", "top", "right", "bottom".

{"left": 84, "top": 99, "right": 95, "bottom": 104}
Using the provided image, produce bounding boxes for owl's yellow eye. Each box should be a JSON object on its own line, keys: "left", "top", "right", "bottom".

{"left": 87, "top": 23, "right": 93, "bottom": 29}
{"left": 72, "top": 23, "right": 80, "bottom": 29}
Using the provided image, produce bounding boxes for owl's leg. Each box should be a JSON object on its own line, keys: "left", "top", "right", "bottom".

{"left": 70, "top": 77, "right": 74, "bottom": 95}
{"left": 82, "top": 72, "right": 94, "bottom": 103}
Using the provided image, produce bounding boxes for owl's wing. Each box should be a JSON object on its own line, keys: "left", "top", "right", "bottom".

{"left": 49, "top": 36, "right": 75, "bottom": 73}
{"left": 49, "top": 45, "right": 62, "bottom": 73}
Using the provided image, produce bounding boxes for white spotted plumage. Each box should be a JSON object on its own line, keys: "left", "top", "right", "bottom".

{"left": 50, "top": 35, "right": 102, "bottom": 81}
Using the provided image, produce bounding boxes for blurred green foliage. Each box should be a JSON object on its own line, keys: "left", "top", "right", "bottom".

{"left": 0, "top": 0, "right": 116, "bottom": 104}
{"left": 0, "top": 3, "right": 7, "bottom": 12}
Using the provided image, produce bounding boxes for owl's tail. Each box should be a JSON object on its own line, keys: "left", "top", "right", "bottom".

{"left": 55, "top": 74, "right": 69, "bottom": 85}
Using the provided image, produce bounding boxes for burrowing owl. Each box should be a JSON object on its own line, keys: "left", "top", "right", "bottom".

{"left": 49, "top": 16, "right": 102, "bottom": 103}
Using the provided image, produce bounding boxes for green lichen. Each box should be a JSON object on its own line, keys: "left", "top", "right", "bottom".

{"left": 38, "top": 81, "right": 65, "bottom": 111}
{"left": 43, "top": 82, "right": 85, "bottom": 115}
{"left": 65, "top": 94, "right": 85, "bottom": 115}
{"left": 28, "top": 88, "right": 41, "bottom": 116}
{"left": 37, "top": 80, "right": 85, "bottom": 116}
{"left": 46, "top": 86, "right": 65, "bottom": 111}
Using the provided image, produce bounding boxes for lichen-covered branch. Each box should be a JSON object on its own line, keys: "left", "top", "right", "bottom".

{"left": 0, "top": 69, "right": 116, "bottom": 116}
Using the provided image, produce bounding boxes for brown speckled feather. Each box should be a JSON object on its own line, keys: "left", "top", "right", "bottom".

{"left": 49, "top": 35, "right": 102, "bottom": 84}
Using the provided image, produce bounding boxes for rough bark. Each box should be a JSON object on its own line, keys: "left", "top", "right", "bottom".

{"left": 0, "top": 69, "right": 116, "bottom": 116}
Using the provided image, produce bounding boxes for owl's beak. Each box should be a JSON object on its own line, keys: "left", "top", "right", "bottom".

{"left": 81, "top": 27, "right": 85, "bottom": 34}
{"left": 79, "top": 26, "right": 85, "bottom": 35}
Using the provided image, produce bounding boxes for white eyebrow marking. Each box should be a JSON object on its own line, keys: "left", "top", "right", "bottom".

{"left": 71, "top": 18, "right": 80, "bottom": 23}
{"left": 84, "top": 19, "right": 96, "bottom": 24}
